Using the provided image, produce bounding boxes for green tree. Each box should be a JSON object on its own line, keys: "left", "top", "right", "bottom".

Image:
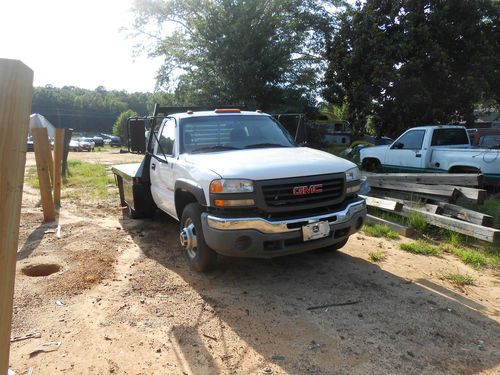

{"left": 323, "top": 0, "right": 500, "bottom": 136}
{"left": 132, "top": 0, "right": 327, "bottom": 112}
{"left": 113, "top": 109, "right": 138, "bottom": 140}
{"left": 32, "top": 86, "right": 155, "bottom": 133}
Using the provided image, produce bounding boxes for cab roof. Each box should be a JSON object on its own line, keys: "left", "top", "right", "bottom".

{"left": 173, "top": 110, "right": 269, "bottom": 120}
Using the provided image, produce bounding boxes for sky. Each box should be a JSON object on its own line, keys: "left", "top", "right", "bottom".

{"left": 0, "top": 0, "right": 162, "bottom": 92}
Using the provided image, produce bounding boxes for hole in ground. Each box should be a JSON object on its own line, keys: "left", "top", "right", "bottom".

{"left": 22, "top": 263, "right": 61, "bottom": 277}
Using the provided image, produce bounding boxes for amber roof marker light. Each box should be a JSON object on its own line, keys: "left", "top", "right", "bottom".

{"left": 214, "top": 109, "right": 241, "bottom": 113}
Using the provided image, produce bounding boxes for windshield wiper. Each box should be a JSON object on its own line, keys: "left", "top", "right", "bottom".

{"left": 191, "top": 145, "right": 240, "bottom": 153}
{"left": 244, "top": 143, "right": 289, "bottom": 149}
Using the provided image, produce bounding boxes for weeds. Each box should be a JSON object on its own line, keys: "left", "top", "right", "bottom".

{"left": 363, "top": 222, "right": 399, "bottom": 240}
{"left": 368, "top": 250, "right": 386, "bottom": 262}
{"left": 440, "top": 243, "right": 499, "bottom": 269}
{"left": 440, "top": 272, "right": 476, "bottom": 286}
{"left": 407, "top": 212, "right": 428, "bottom": 232}
{"left": 27, "top": 160, "right": 115, "bottom": 201}
{"left": 400, "top": 241, "right": 440, "bottom": 256}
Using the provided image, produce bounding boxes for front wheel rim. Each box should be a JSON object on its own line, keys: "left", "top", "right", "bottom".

{"left": 180, "top": 218, "right": 198, "bottom": 259}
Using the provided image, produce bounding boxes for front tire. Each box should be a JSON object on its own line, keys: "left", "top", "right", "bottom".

{"left": 180, "top": 203, "right": 217, "bottom": 272}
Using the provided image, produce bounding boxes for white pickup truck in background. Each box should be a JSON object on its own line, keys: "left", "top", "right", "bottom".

{"left": 113, "top": 107, "right": 367, "bottom": 271}
{"left": 360, "top": 125, "right": 500, "bottom": 184}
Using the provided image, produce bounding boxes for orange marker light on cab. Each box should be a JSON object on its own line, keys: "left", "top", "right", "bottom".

{"left": 214, "top": 109, "right": 241, "bottom": 113}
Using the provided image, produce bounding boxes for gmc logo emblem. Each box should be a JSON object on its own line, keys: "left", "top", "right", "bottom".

{"left": 293, "top": 184, "right": 323, "bottom": 195}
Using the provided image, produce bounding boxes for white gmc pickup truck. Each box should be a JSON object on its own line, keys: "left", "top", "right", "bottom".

{"left": 360, "top": 125, "right": 500, "bottom": 184}
{"left": 112, "top": 107, "right": 366, "bottom": 271}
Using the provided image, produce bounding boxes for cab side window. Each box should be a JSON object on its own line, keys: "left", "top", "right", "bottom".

{"left": 394, "top": 130, "right": 425, "bottom": 150}
{"left": 156, "top": 119, "right": 175, "bottom": 156}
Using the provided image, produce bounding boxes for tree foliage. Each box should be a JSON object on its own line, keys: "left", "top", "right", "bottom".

{"left": 113, "top": 109, "right": 139, "bottom": 139}
{"left": 32, "top": 86, "right": 175, "bottom": 133}
{"left": 132, "top": 0, "right": 327, "bottom": 112}
{"left": 324, "top": 0, "right": 500, "bottom": 136}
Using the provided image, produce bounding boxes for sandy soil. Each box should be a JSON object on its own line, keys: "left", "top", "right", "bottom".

{"left": 9, "top": 151, "right": 500, "bottom": 374}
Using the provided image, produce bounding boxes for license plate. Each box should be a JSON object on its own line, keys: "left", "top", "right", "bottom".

{"left": 302, "top": 221, "right": 331, "bottom": 242}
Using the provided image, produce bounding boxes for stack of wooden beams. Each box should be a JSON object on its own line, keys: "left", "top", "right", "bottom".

{"left": 361, "top": 173, "right": 499, "bottom": 243}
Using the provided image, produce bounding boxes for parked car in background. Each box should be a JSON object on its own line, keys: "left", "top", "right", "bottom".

{"left": 92, "top": 136, "right": 104, "bottom": 147}
{"left": 467, "top": 128, "right": 500, "bottom": 148}
{"left": 27, "top": 136, "right": 34, "bottom": 151}
{"left": 360, "top": 125, "right": 500, "bottom": 184}
{"left": 101, "top": 133, "right": 121, "bottom": 147}
{"left": 69, "top": 138, "right": 95, "bottom": 152}
{"left": 68, "top": 139, "right": 81, "bottom": 152}
{"left": 77, "top": 137, "right": 95, "bottom": 151}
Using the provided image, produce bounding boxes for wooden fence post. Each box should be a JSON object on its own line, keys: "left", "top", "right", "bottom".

{"left": 32, "top": 127, "right": 56, "bottom": 222}
{"left": 0, "top": 59, "right": 33, "bottom": 375}
{"left": 53, "top": 128, "right": 64, "bottom": 206}
{"left": 62, "top": 128, "right": 73, "bottom": 177}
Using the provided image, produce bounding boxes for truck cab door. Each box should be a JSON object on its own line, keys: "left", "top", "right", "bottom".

{"left": 150, "top": 118, "right": 177, "bottom": 218}
{"left": 384, "top": 129, "right": 426, "bottom": 172}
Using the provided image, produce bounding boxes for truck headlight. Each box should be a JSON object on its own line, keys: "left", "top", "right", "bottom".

{"left": 345, "top": 167, "right": 361, "bottom": 182}
{"left": 346, "top": 167, "right": 361, "bottom": 194}
{"left": 210, "top": 179, "right": 254, "bottom": 193}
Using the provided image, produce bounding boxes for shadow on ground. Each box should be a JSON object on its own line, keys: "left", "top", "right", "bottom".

{"left": 121, "top": 211, "right": 500, "bottom": 375}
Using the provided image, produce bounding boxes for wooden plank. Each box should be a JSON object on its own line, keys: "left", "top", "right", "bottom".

{"left": 368, "top": 180, "right": 458, "bottom": 198}
{"left": 62, "top": 128, "right": 73, "bottom": 177}
{"left": 32, "top": 127, "right": 56, "bottom": 222}
{"left": 53, "top": 128, "right": 64, "bottom": 206}
{"left": 47, "top": 136, "right": 54, "bottom": 186}
{"left": 454, "top": 186, "right": 487, "bottom": 205}
{"left": 365, "top": 173, "right": 482, "bottom": 187}
{"left": 368, "top": 180, "right": 486, "bottom": 204}
{"left": 369, "top": 187, "right": 452, "bottom": 205}
{"left": 0, "top": 59, "right": 33, "bottom": 375}
{"left": 366, "top": 214, "right": 415, "bottom": 237}
{"left": 360, "top": 195, "right": 403, "bottom": 212}
{"left": 436, "top": 202, "right": 495, "bottom": 227}
{"left": 382, "top": 205, "right": 500, "bottom": 243}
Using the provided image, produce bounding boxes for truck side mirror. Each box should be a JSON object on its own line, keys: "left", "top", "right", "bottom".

{"left": 128, "top": 118, "right": 147, "bottom": 154}
{"left": 391, "top": 142, "right": 404, "bottom": 149}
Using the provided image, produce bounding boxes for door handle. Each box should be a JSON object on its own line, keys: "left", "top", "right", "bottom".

{"left": 151, "top": 163, "right": 156, "bottom": 170}
{"left": 415, "top": 154, "right": 422, "bottom": 158}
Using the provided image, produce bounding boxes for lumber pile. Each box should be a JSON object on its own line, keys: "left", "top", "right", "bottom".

{"left": 361, "top": 173, "right": 499, "bottom": 243}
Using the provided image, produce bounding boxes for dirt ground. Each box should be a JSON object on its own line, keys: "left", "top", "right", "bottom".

{"left": 9, "top": 151, "right": 500, "bottom": 374}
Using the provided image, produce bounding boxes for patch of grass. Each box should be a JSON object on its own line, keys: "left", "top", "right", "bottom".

{"left": 407, "top": 212, "right": 428, "bottom": 232}
{"left": 363, "top": 222, "right": 399, "bottom": 240}
{"left": 440, "top": 272, "right": 476, "bottom": 286}
{"left": 63, "top": 160, "right": 115, "bottom": 200}
{"left": 25, "top": 166, "right": 40, "bottom": 189}
{"left": 445, "top": 231, "right": 468, "bottom": 247}
{"left": 27, "top": 160, "right": 115, "bottom": 201}
{"left": 440, "top": 243, "right": 500, "bottom": 269}
{"left": 368, "top": 250, "right": 386, "bottom": 262}
{"left": 400, "top": 241, "right": 440, "bottom": 256}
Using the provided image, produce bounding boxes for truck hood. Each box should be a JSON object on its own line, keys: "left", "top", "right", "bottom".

{"left": 183, "top": 147, "right": 356, "bottom": 180}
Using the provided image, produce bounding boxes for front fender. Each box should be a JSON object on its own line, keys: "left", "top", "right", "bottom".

{"left": 175, "top": 179, "right": 207, "bottom": 205}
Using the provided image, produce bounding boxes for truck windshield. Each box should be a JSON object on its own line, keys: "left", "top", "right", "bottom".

{"left": 431, "top": 128, "right": 469, "bottom": 146}
{"left": 180, "top": 115, "right": 296, "bottom": 154}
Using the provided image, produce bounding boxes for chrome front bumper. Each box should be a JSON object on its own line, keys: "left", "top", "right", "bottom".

{"left": 206, "top": 199, "right": 366, "bottom": 234}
